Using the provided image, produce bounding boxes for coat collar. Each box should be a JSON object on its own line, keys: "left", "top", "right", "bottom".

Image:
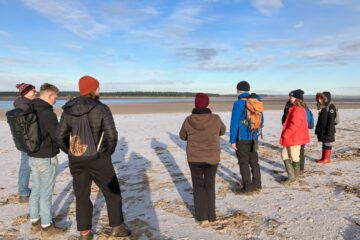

{"left": 192, "top": 108, "right": 212, "bottom": 114}
{"left": 238, "top": 92, "right": 251, "bottom": 99}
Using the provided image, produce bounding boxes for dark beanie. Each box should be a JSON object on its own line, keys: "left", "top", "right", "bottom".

{"left": 289, "top": 89, "right": 304, "bottom": 100}
{"left": 16, "top": 83, "right": 35, "bottom": 97}
{"left": 195, "top": 93, "right": 209, "bottom": 109}
{"left": 236, "top": 81, "right": 250, "bottom": 91}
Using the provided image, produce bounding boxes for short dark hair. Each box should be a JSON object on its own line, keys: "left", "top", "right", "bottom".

{"left": 40, "top": 83, "right": 59, "bottom": 94}
{"left": 87, "top": 92, "right": 99, "bottom": 100}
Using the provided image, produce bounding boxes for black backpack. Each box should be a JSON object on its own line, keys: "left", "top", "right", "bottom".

{"left": 68, "top": 114, "right": 103, "bottom": 160}
{"left": 6, "top": 107, "right": 42, "bottom": 153}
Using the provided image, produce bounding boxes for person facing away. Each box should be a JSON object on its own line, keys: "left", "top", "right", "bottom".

{"left": 55, "top": 75, "right": 131, "bottom": 240}
{"left": 13, "top": 83, "right": 36, "bottom": 203}
{"left": 230, "top": 81, "right": 264, "bottom": 194}
{"left": 27, "top": 83, "right": 65, "bottom": 235}
{"left": 279, "top": 89, "right": 310, "bottom": 184}
{"left": 179, "top": 93, "right": 226, "bottom": 224}
{"left": 281, "top": 89, "right": 314, "bottom": 174}
{"left": 315, "top": 91, "right": 337, "bottom": 164}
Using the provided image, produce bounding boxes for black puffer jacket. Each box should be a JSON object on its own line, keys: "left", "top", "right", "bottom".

{"left": 55, "top": 96, "right": 118, "bottom": 157}
{"left": 315, "top": 92, "right": 336, "bottom": 143}
{"left": 28, "top": 98, "right": 60, "bottom": 158}
{"left": 13, "top": 96, "right": 32, "bottom": 111}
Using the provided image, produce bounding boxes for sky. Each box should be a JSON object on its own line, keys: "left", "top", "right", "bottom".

{"left": 0, "top": 0, "right": 360, "bottom": 95}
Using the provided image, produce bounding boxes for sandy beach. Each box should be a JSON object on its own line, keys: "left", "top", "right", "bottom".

{"left": 0, "top": 100, "right": 359, "bottom": 120}
{"left": 0, "top": 109, "right": 359, "bottom": 239}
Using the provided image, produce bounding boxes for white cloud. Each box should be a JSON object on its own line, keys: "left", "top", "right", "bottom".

{"left": 250, "top": 0, "right": 283, "bottom": 16}
{"left": 318, "top": 0, "right": 360, "bottom": 11}
{"left": 194, "top": 57, "right": 273, "bottom": 71}
{"left": 282, "top": 39, "right": 360, "bottom": 69}
{"left": 0, "top": 73, "right": 75, "bottom": 91}
{"left": 294, "top": 21, "right": 304, "bottom": 29}
{"left": 22, "top": 0, "right": 107, "bottom": 38}
{"left": 0, "top": 30, "right": 9, "bottom": 37}
{"left": 64, "top": 44, "right": 82, "bottom": 50}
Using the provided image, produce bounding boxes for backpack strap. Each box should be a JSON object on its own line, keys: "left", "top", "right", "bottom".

{"left": 97, "top": 132, "right": 104, "bottom": 152}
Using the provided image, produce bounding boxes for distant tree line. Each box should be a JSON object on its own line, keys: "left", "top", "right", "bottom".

{"left": 0, "top": 91, "right": 237, "bottom": 98}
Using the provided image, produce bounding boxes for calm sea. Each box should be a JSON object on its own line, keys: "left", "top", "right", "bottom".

{"left": 0, "top": 97, "right": 234, "bottom": 110}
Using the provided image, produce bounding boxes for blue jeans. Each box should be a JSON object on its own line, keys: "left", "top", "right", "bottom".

{"left": 19, "top": 151, "right": 31, "bottom": 196}
{"left": 29, "top": 156, "right": 58, "bottom": 226}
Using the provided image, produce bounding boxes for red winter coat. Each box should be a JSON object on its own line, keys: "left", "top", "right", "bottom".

{"left": 280, "top": 106, "right": 310, "bottom": 147}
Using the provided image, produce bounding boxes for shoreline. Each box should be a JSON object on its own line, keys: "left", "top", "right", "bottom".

{"left": 1, "top": 101, "right": 360, "bottom": 119}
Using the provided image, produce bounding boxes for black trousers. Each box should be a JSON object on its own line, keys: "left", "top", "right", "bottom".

{"left": 188, "top": 162, "right": 218, "bottom": 222}
{"left": 69, "top": 154, "right": 124, "bottom": 231}
{"left": 235, "top": 140, "right": 261, "bottom": 191}
{"left": 300, "top": 145, "right": 305, "bottom": 171}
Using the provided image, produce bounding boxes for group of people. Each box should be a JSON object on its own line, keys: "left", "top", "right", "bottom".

{"left": 179, "top": 81, "right": 337, "bottom": 224}
{"left": 8, "top": 78, "right": 337, "bottom": 239}
{"left": 9, "top": 77, "right": 130, "bottom": 240}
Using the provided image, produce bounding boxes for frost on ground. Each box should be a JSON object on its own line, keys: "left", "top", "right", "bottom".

{"left": 0, "top": 109, "right": 359, "bottom": 240}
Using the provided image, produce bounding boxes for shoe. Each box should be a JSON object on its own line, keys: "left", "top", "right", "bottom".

{"left": 110, "top": 224, "right": 131, "bottom": 237}
{"left": 18, "top": 195, "right": 29, "bottom": 204}
{"left": 236, "top": 188, "right": 255, "bottom": 195}
{"left": 317, "top": 149, "right": 332, "bottom": 164}
{"left": 41, "top": 224, "right": 67, "bottom": 236}
{"left": 253, "top": 185, "right": 262, "bottom": 192}
{"left": 31, "top": 219, "right": 41, "bottom": 233}
{"left": 199, "top": 220, "right": 210, "bottom": 227}
{"left": 79, "top": 230, "right": 93, "bottom": 240}
{"left": 282, "top": 159, "right": 295, "bottom": 184}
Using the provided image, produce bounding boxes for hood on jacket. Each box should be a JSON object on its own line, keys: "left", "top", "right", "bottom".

{"left": 316, "top": 91, "right": 331, "bottom": 106}
{"left": 187, "top": 110, "right": 215, "bottom": 131}
{"left": 63, "top": 96, "right": 99, "bottom": 116}
{"left": 32, "top": 98, "right": 53, "bottom": 111}
{"left": 238, "top": 92, "right": 262, "bottom": 101}
{"left": 13, "top": 96, "right": 32, "bottom": 108}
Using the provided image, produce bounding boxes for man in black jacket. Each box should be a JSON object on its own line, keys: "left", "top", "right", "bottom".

{"left": 56, "top": 76, "right": 130, "bottom": 240}
{"left": 13, "top": 83, "right": 37, "bottom": 203}
{"left": 315, "top": 91, "right": 336, "bottom": 163}
{"left": 27, "top": 83, "right": 65, "bottom": 235}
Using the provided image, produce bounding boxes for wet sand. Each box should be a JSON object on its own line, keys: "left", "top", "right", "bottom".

{"left": 103, "top": 101, "right": 360, "bottom": 115}
{"left": 0, "top": 100, "right": 359, "bottom": 119}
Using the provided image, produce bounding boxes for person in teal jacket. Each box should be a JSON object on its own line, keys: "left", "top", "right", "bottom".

{"left": 230, "top": 81, "right": 264, "bottom": 193}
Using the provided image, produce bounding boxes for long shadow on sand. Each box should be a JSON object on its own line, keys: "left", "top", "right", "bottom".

{"left": 167, "top": 132, "right": 242, "bottom": 194}
{"left": 53, "top": 180, "right": 75, "bottom": 228}
{"left": 342, "top": 218, "right": 360, "bottom": 240}
{"left": 151, "top": 138, "right": 195, "bottom": 218}
{"left": 337, "top": 128, "right": 360, "bottom": 133}
{"left": 112, "top": 137, "right": 161, "bottom": 239}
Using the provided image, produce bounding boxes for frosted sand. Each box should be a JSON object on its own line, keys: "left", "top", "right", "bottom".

{"left": 0, "top": 109, "right": 359, "bottom": 239}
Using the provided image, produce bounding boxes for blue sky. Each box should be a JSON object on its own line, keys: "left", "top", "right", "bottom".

{"left": 0, "top": 0, "right": 360, "bottom": 95}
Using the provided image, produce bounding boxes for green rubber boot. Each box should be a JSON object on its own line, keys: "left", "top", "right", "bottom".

{"left": 293, "top": 161, "right": 301, "bottom": 179}
{"left": 283, "top": 159, "right": 295, "bottom": 184}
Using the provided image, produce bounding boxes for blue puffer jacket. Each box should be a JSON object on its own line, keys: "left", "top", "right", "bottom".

{"left": 230, "top": 93, "right": 264, "bottom": 144}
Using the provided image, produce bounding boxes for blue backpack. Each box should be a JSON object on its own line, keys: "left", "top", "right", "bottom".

{"left": 306, "top": 107, "right": 314, "bottom": 129}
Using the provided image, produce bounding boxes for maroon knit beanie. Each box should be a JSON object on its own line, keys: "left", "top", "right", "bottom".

{"left": 195, "top": 93, "right": 210, "bottom": 109}
{"left": 16, "top": 83, "right": 35, "bottom": 97}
